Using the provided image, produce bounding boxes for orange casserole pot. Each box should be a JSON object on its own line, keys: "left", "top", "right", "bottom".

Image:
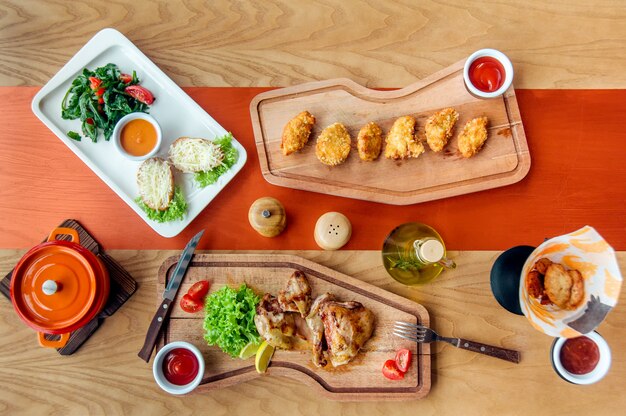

{"left": 10, "top": 227, "right": 110, "bottom": 348}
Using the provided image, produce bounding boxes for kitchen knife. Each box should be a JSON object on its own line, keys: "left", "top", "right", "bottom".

{"left": 138, "top": 230, "right": 204, "bottom": 362}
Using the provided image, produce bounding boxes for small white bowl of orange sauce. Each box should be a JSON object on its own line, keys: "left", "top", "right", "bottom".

{"left": 153, "top": 341, "right": 205, "bottom": 395}
{"left": 463, "top": 48, "right": 514, "bottom": 99}
{"left": 113, "top": 112, "right": 162, "bottom": 161}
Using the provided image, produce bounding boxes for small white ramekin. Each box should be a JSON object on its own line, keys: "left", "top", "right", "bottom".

{"left": 550, "top": 331, "right": 611, "bottom": 385}
{"left": 113, "top": 112, "right": 162, "bottom": 161}
{"left": 153, "top": 341, "right": 205, "bottom": 395}
{"left": 463, "top": 48, "right": 514, "bottom": 99}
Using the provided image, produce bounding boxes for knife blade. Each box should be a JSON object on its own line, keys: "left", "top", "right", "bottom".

{"left": 138, "top": 230, "right": 204, "bottom": 362}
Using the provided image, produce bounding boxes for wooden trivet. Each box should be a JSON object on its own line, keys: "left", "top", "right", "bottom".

{"left": 0, "top": 219, "right": 137, "bottom": 355}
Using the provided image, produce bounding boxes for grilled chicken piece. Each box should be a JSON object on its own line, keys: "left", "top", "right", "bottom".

{"left": 306, "top": 293, "right": 335, "bottom": 367}
{"left": 278, "top": 271, "right": 312, "bottom": 317}
{"left": 306, "top": 294, "right": 375, "bottom": 367}
{"left": 254, "top": 293, "right": 296, "bottom": 349}
{"left": 321, "top": 300, "right": 375, "bottom": 367}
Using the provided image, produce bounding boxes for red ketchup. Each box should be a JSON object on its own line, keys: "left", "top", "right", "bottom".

{"left": 560, "top": 336, "right": 600, "bottom": 375}
{"left": 469, "top": 56, "right": 505, "bottom": 92}
{"left": 162, "top": 348, "right": 200, "bottom": 385}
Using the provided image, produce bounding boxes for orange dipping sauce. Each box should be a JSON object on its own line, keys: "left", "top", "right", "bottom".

{"left": 120, "top": 119, "right": 157, "bottom": 156}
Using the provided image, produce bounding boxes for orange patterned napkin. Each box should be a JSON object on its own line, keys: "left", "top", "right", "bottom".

{"left": 519, "top": 226, "right": 622, "bottom": 338}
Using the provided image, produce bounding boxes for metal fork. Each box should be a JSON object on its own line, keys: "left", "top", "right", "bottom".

{"left": 393, "top": 321, "right": 520, "bottom": 363}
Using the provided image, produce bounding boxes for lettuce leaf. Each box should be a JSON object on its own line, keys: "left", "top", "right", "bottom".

{"left": 135, "top": 186, "right": 187, "bottom": 223}
{"left": 194, "top": 133, "right": 238, "bottom": 187}
{"left": 203, "top": 284, "right": 261, "bottom": 358}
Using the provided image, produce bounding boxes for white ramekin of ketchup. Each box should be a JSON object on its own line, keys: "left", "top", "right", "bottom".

{"left": 113, "top": 112, "right": 162, "bottom": 161}
{"left": 551, "top": 331, "right": 611, "bottom": 385}
{"left": 153, "top": 341, "right": 205, "bottom": 395}
{"left": 463, "top": 49, "right": 514, "bottom": 99}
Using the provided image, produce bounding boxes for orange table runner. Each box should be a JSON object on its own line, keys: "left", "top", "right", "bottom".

{"left": 1, "top": 87, "right": 624, "bottom": 251}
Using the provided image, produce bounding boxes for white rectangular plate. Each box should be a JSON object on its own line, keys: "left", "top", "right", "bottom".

{"left": 31, "top": 28, "right": 247, "bottom": 238}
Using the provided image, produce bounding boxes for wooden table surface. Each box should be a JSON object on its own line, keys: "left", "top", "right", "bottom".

{"left": 1, "top": 1, "right": 625, "bottom": 415}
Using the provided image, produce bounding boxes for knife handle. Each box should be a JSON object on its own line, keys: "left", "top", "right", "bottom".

{"left": 138, "top": 298, "right": 173, "bottom": 362}
{"left": 457, "top": 338, "right": 521, "bottom": 363}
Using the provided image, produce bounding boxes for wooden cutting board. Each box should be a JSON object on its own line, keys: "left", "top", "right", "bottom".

{"left": 157, "top": 254, "right": 430, "bottom": 401}
{"left": 250, "top": 59, "right": 530, "bottom": 205}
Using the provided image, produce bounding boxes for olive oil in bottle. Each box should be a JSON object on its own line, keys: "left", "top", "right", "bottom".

{"left": 382, "top": 222, "right": 455, "bottom": 285}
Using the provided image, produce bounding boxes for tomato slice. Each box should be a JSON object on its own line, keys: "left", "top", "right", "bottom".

{"left": 89, "top": 76, "right": 102, "bottom": 90}
{"left": 119, "top": 73, "right": 133, "bottom": 83}
{"left": 180, "top": 294, "right": 203, "bottom": 313}
{"left": 395, "top": 348, "right": 412, "bottom": 373}
{"left": 382, "top": 359, "right": 404, "bottom": 380}
{"left": 125, "top": 85, "right": 155, "bottom": 105}
{"left": 187, "top": 280, "right": 210, "bottom": 301}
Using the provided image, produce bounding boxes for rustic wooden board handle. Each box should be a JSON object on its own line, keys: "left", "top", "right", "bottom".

{"left": 457, "top": 338, "right": 520, "bottom": 363}
{"left": 138, "top": 298, "right": 173, "bottom": 362}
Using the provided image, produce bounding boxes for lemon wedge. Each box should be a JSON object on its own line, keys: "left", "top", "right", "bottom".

{"left": 255, "top": 341, "right": 275, "bottom": 373}
{"left": 239, "top": 342, "right": 260, "bottom": 360}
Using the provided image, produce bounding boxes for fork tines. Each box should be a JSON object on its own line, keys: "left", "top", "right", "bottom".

{"left": 393, "top": 321, "right": 425, "bottom": 342}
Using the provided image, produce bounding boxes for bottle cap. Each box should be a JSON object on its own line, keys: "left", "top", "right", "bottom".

{"left": 418, "top": 239, "right": 444, "bottom": 263}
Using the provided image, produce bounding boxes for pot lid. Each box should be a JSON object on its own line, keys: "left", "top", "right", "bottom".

{"left": 12, "top": 243, "right": 98, "bottom": 332}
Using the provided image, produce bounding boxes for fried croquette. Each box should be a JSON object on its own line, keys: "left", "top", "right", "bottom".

{"left": 526, "top": 270, "right": 544, "bottom": 299}
{"left": 425, "top": 108, "right": 459, "bottom": 152}
{"left": 384, "top": 116, "right": 425, "bottom": 160}
{"left": 281, "top": 111, "right": 315, "bottom": 156}
{"left": 315, "top": 122, "right": 351, "bottom": 166}
{"left": 458, "top": 116, "right": 489, "bottom": 158}
{"left": 357, "top": 122, "right": 382, "bottom": 161}
{"left": 544, "top": 264, "right": 585, "bottom": 310}
{"left": 535, "top": 258, "right": 553, "bottom": 275}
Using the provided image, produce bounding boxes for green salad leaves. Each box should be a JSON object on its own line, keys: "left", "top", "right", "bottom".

{"left": 194, "top": 133, "right": 238, "bottom": 187}
{"left": 203, "top": 284, "right": 261, "bottom": 358}
{"left": 135, "top": 187, "right": 187, "bottom": 223}
{"left": 62, "top": 63, "right": 151, "bottom": 142}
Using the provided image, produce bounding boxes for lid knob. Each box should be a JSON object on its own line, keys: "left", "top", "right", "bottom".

{"left": 42, "top": 280, "right": 58, "bottom": 296}
{"left": 248, "top": 197, "right": 287, "bottom": 237}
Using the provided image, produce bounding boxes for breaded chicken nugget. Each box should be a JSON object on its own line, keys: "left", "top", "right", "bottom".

{"left": 458, "top": 116, "right": 489, "bottom": 158}
{"left": 425, "top": 107, "right": 459, "bottom": 152}
{"left": 315, "top": 122, "right": 351, "bottom": 166}
{"left": 534, "top": 258, "right": 553, "bottom": 275}
{"left": 384, "top": 115, "right": 425, "bottom": 160}
{"left": 544, "top": 264, "right": 585, "bottom": 310}
{"left": 544, "top": 264, "right": 573, "bottom": 309}
{"left": 281, "top": 111, "right": 315, "bottom": 155}
{"left": 357, "top": 122, "right": 382, "bottom": 161}
{"left": 567, "top": 269, "right": 585, "bottom": 309}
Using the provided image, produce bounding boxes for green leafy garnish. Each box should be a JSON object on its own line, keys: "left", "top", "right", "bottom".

{"left": 61, "top": 63, "right": 151, "bottom": 142}
{"left": 194, "top": 133, "right": 238, "bottom": 187}
{"left": 203, "top": 284, "right": 261, "bottom": 358}
{"left": 135, "top": 187, "right": 187, "bottom": 223}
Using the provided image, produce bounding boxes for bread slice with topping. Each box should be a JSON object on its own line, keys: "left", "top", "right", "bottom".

{"left": 169, "top": 137, "right": 224, "bottom": 173}
{"left": 136, "top": 157, "right": 174, "bottom": 211}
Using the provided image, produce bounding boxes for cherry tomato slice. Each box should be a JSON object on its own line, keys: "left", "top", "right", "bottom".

{"left": 395, "top": 348, "right": 412, "bottom": 373}
{"left": 180, "top": 294, "right": 203, "bottom": 313}
{"left": 89, "top": 76, "right": 102, "bottom": 90}
{"left": 382, "top": 359, "right": 404, "bottom": 380}
{"left": 119, "top": 73, "right": 133, "bottom": 83}
{"left": 187, "top": 280, "right": 210, "bottom": 301}
{"left": 125, "top": 85, "right": 155, "bottom": 105}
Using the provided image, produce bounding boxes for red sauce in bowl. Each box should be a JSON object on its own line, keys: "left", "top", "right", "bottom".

{"left": 560, "top": 336, "right": 600, "bottom": 375}
{"left": 469, "top": 56, "right": 505, "bottom": 92}
{"left": 162, "top": 347, "right": 200, "bottom": 385}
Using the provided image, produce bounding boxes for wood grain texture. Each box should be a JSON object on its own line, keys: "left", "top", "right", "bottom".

{"left": 0, "top": 249, "right": 624, "bottom": 415}
{"left": 157, "top": 254, "right": 430, "bottom": 401}
{"left": 1, "top": 0, "right": 626, "bottom": 88}
{"left": 251, "top": 61, "right": 530, "bottom": 204}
